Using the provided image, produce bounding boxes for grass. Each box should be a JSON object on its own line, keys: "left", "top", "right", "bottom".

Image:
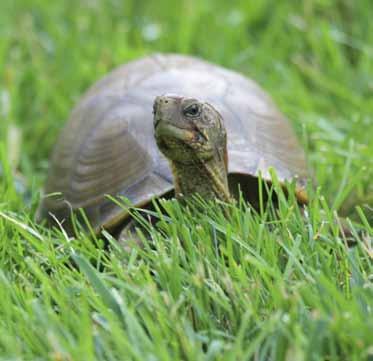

{"left": 0, "top": 0, "right": 372, "bottom": 360}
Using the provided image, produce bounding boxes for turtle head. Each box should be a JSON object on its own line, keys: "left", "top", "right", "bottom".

{"left": 153, "top": 95, "right": 227, "bottom": 167}
{"left": 153, "top": 95, "right": 230, "bottom": 202}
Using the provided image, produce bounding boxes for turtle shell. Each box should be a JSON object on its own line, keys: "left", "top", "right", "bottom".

{"left": 37, "top": 53, "right": 308, "bottom": 234}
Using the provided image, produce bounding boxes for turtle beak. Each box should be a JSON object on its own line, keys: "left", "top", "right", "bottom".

{"left": 153, "top": 96, "right": 196, "bottom": 144}
{"left": 155, "top": 122, "right": 195, "bottom": 143}
{"left": 153, "top": 95, "right": 179, "bottom": 131}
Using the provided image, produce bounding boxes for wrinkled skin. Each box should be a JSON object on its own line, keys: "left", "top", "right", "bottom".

{"left": 154, "top": 95, "right": 231, "bottom": 203}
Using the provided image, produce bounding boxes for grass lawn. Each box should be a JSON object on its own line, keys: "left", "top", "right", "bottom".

{"left": 0, "top": 0, "right": 372, "bottom": 360}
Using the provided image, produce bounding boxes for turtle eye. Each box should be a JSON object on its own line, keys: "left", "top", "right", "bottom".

{"left": 183, "top": 103, "right": 201, "bottom": 118}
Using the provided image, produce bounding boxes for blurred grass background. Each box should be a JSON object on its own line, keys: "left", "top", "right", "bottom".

{"left": 0, "top": 0, "right": 372, "bottom": 360}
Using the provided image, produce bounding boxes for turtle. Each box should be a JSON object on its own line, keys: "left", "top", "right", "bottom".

{"left": 37, "top": 53, "right": 308, "bottom": 239}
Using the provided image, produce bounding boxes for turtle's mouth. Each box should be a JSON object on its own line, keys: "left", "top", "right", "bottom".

{"left": 154, "top": 122, "right": 195, "bottom": 143}
{"left": 154, "top": 121, "right": 199, "bottom": 162}
{"left": 153, "top": 113, "right": 161, "bottom": 129}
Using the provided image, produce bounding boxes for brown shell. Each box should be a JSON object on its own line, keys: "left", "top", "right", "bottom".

{"left": 37, "top": 54, "right": 308, "bottom": 233}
